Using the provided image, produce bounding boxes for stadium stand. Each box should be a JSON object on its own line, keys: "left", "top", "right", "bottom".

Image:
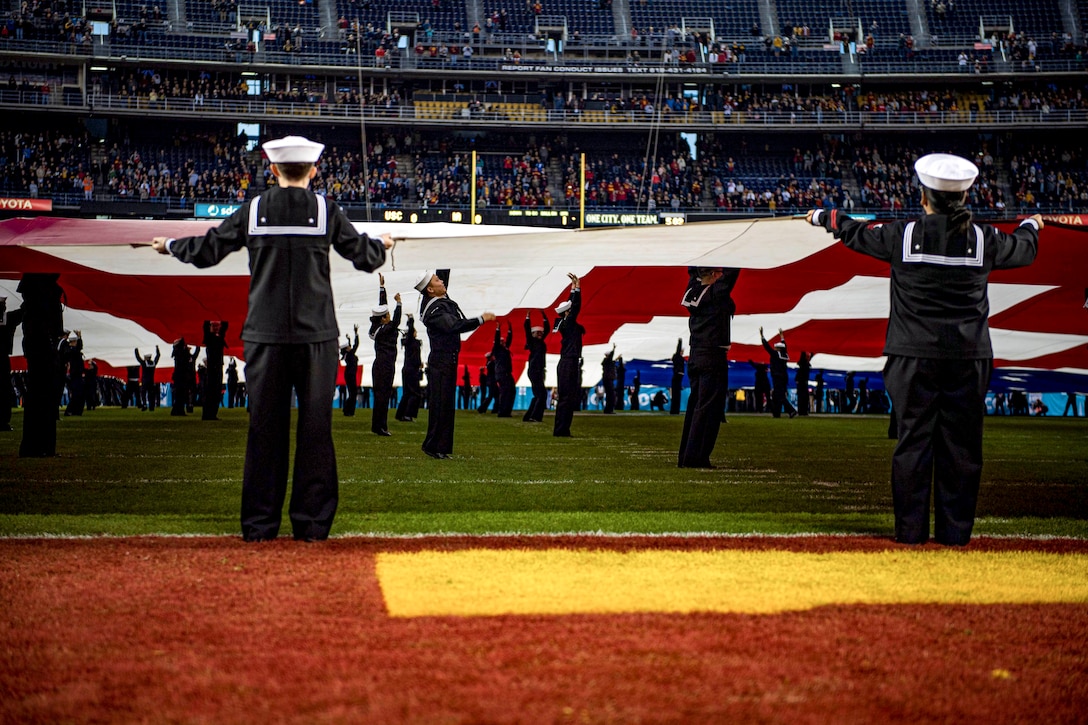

{"left": 0, "top": 0, "right": 1086, "bottom": 220}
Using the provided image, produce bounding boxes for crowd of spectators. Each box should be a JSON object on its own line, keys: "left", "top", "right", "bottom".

{"left": 103, "top": 129, "right": 252, "bottom": 202}
{"left": 0, "top": 128, "right": 94, "bottom": 199}
{"left": 1009, "top": 143, "right": 1088, "bottom": 211}
{"left": 1, "top": 119, "right": 1085, "bottom": 216}
{"left": 88, "top": 68, "right": 408, "bottom": 111}
{"left": 304, "top": 137, "right": 407, "bottom": 205}
{"left": 3, "top": 0, "right": 91, "bottom": 44}
{"left": 476, "top": 146, "right": 553, "bottom": 208}
{"left": 412, "top": 152, "right": 469, "bottom": 206}
{"left": 90, "top": 72, "right": 1084, "bottom": 127}
{"left": 850, "top": 140, "right": 1004, "bottom": 213}
{"left": 554, "top": 135, "right": 846, "bottom": 213}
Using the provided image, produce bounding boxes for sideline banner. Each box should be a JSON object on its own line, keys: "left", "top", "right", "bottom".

{"left": 0, "top": 198, "right": 52, "bottom": 212}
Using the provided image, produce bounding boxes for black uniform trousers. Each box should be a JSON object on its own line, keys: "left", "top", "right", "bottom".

{"left": 141, "top": 376, "right": 157, "bottom": 410}
{"left": 769, "top": 375, "right": 796, "bottom": 418}
{"left": 343, "top": 367, "right": 358, "bottom": 416}
{"left": 523, "top": 371, "right": 547, "bottom": 422}
{"left": 678, "top": 349, "right": 728, "bottom": 468}
{"left": 496, "top": 373, "right": 516, "bottom": 417}
{"left": 602, "top": 378, "right": 615, "bottom": 414}
{"left": 371, "top": 357, "right": 394, "bottom": 433}
{"left": 65, "top": 367, "right": 85, "bottom": 416}
{"left": 241, "top": 339, "right": 339, "bottom": 541}
{"left": 19, "top": 337, "right": 59, "bottom": 457}
{"left": 396, "top": 372, "right": 421, "bottom": 420}
{"left": 423, "top": 351, "right": 458, "bottom": 455}
{"left": 203, "top": 362, "right": 223, "bottom": 420}
{"left": 123, "top": 379, "right": 139, "bottom": 409}
{"left": 883, "top": 355, "right": 991, "bottom": 546}
{"left": 796, "top": 383, "right": 809, "bottom": 416}
{"left": 553, "top": 356, "right": 579, "bottom": 436}
{"left": 170, "top": 374, "right": 188, "bottom": 416}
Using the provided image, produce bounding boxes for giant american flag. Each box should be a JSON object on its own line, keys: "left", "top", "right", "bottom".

{"left": 1, "top": 214, "right": 1085, "bottom": 392}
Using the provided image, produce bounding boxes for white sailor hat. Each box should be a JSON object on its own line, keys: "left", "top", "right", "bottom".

{"left": 262, "top": 135, "right": 325, "bottom": 164}
{"left": 414, "top": 271, "right": 434, "bottom": 294}
{"left": 531, "top": 325, "right": 544, "bottom": 333}
{"left": 555, "top": 300, "right": 572, "bottom": 315}
{"left": 372, "top": 304, "right": 389, "bottom": 317}
{"left": 774, "top": 341, "right": 786, "bottom": 349}
{"left": 914, "top": 153, "right": 978, "bottom": 192}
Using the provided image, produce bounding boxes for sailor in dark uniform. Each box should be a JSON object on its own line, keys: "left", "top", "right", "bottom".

{"left": 63, "top": 331, "right": 85, "bottom": 417}
{"left": 17, "top": 273, "right": 64, "bottom": 457}
{"left": 170, "top": 337, "right": 197, "bottom": 416}
{"left": 136, "top": 346, "right": 160, "bottom": 410}
{"left": 807, "top": 152, "right": 1042, "bottom": 545}
{"left": 552, "top": 273, "right": 584, "bottom": 437}
{"left": 475, "top": 365, "right": 488, "bottom": 411}
{"left": 678, "top": 266, "right": 740, "bottom": 468}
{"left": 415, "top": 269, "right": 495, "bottom": 458}
{"left": 226, "top": 358, "right": 239, "bottom": 408}
{"left": 492, "top": 320, "right": 515, "bottom": 417}
{"left": 201, "top": 319, "right": 229, "bottom": 420}
{"left": 152, "top": 135, "right": 390, "bottom": 541}
{"left": 1, "top": 297, "right": 25, "bottom": 430}
{"left": 748, "top": 359, "right": 770, "bottom": 413}
{"left": 522, "top": 310, "right": 549, "bottom": 422}
{"left": 761, "top": 327, "right": 797, "bottom": 418}
{"left": 458, "top": 363, "right": 472, "bottom": 410}
{"left": 369, "top": 276, "right": 401, "bottom": 436}
{"left": 340, "top": 325, "right": 360, "bottom": 416}
{"left": 477, "top": 353, "right": 496, "bottom": 413}
{"left": 395, "top": 315, "right": 423, "bottom": 422}
{"left": 615, "top": 355, "right": 626, "bottom": 411}
{"left": 796, "top": 351, "right": 813, "bottom": 416}
{"left": 670, "top": 338, "right": 685, "bottom": 415}
{"left": 83, "top": 359, "right": 99, "bottom": 411}
{"left": 601, "top": 344, "right": 616, "bottom": 414}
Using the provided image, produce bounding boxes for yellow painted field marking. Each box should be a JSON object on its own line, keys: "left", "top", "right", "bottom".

{"left": 376, "top": 549, "right": 1088, "bottom": 617}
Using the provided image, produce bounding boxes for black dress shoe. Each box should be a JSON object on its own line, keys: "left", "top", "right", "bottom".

{"left": 424, "top": 450, "right": 444, "bottom": 459}
{"left": 374, "top": 429, "right": 392, "bottom": 436}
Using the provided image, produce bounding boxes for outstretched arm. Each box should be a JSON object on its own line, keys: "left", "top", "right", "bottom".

{"left": 390, "top": 293, "right": 402, "bottom": 327}
{"left": 152, "top": 207, "right": 247, "bottom": 268}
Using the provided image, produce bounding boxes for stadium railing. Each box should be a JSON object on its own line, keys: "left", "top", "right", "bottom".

{"left": 4, "top": 35, "right": 1086, "bottom": 74}
{"left": 11, "top": 93, "right": 1072, "bottom": 131}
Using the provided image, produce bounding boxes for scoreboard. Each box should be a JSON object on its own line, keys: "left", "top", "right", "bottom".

{"left": 349, "top": 207, "right": 690, "bottom": 228}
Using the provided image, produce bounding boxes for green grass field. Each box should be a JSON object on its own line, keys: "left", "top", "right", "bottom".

{"left": 1, "top": 407, "right": 1085, "bottom": 538}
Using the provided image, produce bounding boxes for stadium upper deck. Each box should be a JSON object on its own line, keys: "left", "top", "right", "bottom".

{"left": 1, "top": 0, "right": 1086, "bottom": 217}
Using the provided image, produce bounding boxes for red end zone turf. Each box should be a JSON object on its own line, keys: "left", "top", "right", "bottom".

{"left": 1, "top": 536, "right": 1086, "bottom": 723}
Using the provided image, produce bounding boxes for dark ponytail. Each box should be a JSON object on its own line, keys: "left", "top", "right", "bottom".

{"left": 923, "top": 186, "right": 973, "bottom": 237}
